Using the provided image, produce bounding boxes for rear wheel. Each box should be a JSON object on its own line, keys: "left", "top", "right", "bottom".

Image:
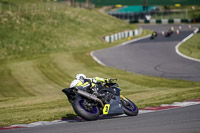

{"left": 72, "top": 96, "right": 100, "bottom": 120}
{"left": 121, "top": 97, "right": 138, "bottom": 116}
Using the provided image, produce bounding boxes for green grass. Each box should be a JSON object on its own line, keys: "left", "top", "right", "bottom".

{"left": 0, "top": 1, "right": 200, "bottom": 127}
{"left": 179, "top": 33, "right": 200, "bottom": 59}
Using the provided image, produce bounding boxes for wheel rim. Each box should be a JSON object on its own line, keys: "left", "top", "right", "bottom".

{"left": 122, "top": 99, "right": 137, "bottom": 112}
{"left": 79, "top": 99, "right": 98, "bottom": 114}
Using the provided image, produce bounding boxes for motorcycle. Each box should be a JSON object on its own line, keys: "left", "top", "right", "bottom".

{"left": 150, "top": 31, "right": 158, "bottom": 39}
{"left": 62, "top": 79, "right": 138, "bottom": 121}
{"left": 165, "top": 29, "right": 173, "bottom": 37}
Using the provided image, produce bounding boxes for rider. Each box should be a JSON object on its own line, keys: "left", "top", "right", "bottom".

{"left": 70, "top": 74, "right": 111, "bottom": 92}
{"left": 152, "top": 31, "right": 157, "bottom": 37}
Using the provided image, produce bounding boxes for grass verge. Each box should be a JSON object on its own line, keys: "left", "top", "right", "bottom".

{"left": 179, "top": 33, "right": 200, "bottom": 59}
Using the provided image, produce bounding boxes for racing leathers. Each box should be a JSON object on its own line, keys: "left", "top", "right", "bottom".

{"left": 70, "top": 77, "right": 111, "bottom": 93}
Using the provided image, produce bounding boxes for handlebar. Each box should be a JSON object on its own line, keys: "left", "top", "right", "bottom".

{"left": 109, "top": 78, "right": 117, "bottom": 82}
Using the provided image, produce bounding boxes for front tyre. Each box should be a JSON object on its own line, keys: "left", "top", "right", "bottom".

{"left": 72, "top": 96, "right": 100, "bottom": 121}
{"left": 121, "top": 97, "right": 138, "bottom": 116}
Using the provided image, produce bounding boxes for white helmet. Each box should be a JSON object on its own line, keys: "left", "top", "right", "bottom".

{"left": 75, "top": 74, "right": 86, "bottom": 83}
{"left": 70, "top": 80, "right": 80, "bottom": 88}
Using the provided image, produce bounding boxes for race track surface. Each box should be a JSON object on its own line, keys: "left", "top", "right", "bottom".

{"left": 93, "top": 24, "right": 200, "bottom": 81}
{"left": 1, "top": 104, "right": 200, "bottom": 133}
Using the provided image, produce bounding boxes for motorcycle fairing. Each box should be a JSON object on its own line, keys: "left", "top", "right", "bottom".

{"left": 103, "top": 95, "right": 124, "bottom": 115}
{"left": 103, "top": 104, "right": 110, "bottom": 114}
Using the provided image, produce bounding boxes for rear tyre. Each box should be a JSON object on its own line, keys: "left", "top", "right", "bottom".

{"left": 150, "top": 36, "right": 154, "bottom": 39}
{"left": 121, "top": 97, "right": 138, "bottom": 116}
{"left": 72, "top": 96, "right": 100, "bottom": 121}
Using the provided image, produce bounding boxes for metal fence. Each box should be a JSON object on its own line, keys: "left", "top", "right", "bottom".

{"left": 108, "top": 8, "right": 159, "bottom": 21}
{"left": 75, "top": 0, "right": 200, "bottom": 6}
{"left": 108, "top": 9, "right": 190, "bottom": 22}
{"left": 151, "top": 10, "right": 189, "bottom": 19}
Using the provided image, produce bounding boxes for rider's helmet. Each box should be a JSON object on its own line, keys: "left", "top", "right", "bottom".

{"left": 75, "top": 74, "right": 86, "bottom": 83}
{"left": 70, "top": 80, "right": 79, "bottom": 88}
{"left": 69, "top": 74, "right": 86, "bottom": 88}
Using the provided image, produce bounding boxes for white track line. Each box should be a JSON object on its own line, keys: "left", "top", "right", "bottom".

{"left": 161, "top": 101, "right": 200, "bottom": 107}
{"left": 90, "top": 51, "right": 107, "bottom": 66}
{"left": 90, "top": 34, "right": 151, "bottom": 67}
{"left": 2, "top": 99, "right": 200, "bottom": 130}
{"left": 120, "top": 34, "right": 151, "bottom": 46}
{"left": 139, "top": 99, "right": 200, "bottom": 114}
{"left": 10, "top": 120, "right": 69, "bottom": 128}
{"left": 175, "top": 28, "right": 200, "bottom": 62}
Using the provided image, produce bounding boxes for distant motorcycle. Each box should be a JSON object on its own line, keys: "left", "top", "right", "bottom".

{"left": 62, "top": 79, "right": 138, "bottom": 120}
{"left": 150, "top": 31, "right": 158, "bottom": 39}
{"left": 165, "top": 29, "right": 173, "bottom": 37}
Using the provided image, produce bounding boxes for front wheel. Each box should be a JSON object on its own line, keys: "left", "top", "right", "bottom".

{"left": 121, "top": 97, "right": 138, "bottom": 116}
{"left": 72, "top": 96, "right": 100, "bottom": 121}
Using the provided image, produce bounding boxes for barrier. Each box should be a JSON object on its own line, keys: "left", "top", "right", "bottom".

{"left": 130, "top": 19, "right": 192, "bottom": 24}
{"left": 104, "top": 28, "right": 143, "bottom": 43}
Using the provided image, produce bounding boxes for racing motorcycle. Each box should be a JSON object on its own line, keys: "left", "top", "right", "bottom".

{"left": 165, "top": 29, "right": 173, "bottom": 37}
{"left": 150, "top": 31, "right": 158, "bottom": 39}
{"left": 62, "top": 79, "right": 138, "bottom": 120}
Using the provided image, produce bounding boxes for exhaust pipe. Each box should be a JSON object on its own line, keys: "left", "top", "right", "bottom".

{"left": 77, "top": 89, "right": 104, "bottom": 107}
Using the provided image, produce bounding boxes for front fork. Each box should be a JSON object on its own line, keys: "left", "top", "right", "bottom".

{"left": 120, "top": 95, "right": 129, "bottom": 101}
{"left": 102, "top": 95, "right": 128, "bottom": 115}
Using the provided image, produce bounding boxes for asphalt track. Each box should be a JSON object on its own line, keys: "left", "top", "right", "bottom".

{"left": 1, "top": 104, "right": 200, "bottom": 133}
{"left": 93, "top": 24, "right": 200, "bottom": 81}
